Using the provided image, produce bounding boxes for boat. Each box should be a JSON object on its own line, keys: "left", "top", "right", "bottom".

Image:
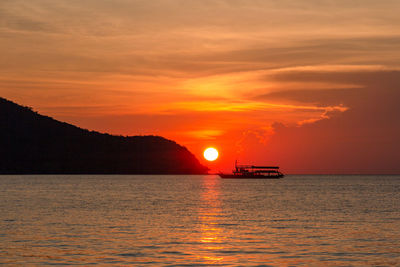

{"left": 218, "top": 161, "right": 284, "bottom": 179}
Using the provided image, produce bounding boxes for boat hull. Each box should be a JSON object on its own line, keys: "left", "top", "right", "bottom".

{"left": 218, "top": 173, "right": 284, "bottom": 179}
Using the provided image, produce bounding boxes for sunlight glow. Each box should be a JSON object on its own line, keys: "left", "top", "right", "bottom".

{"left": 204, "top": 147, "right": 219, "bottom": 161}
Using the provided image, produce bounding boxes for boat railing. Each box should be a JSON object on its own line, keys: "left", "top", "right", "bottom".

{"left": 236, "top": 164, "right": 280, "bottom": 170}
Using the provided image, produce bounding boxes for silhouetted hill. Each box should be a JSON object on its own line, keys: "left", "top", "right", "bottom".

{"left": 0, "top": 97, "right": 208, "bottom": 174}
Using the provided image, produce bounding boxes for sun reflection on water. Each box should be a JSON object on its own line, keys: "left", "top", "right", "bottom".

{"left": 198, "top": 176, "right": 226, "bottom": 263}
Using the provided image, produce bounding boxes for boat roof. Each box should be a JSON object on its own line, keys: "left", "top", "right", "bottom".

{"left": 237, "top": 165, "right": 279, "bottom": 169}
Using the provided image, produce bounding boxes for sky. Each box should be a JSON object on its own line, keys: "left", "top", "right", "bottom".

{"left": 1, "top": 0, "right": 400, "bottom": 173}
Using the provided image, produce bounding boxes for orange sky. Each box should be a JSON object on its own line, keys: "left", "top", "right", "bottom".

{"left": 1, "top": 0, "right": 400, "bottom": 173}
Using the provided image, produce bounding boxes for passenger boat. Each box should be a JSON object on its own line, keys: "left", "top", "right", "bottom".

{"left": 218, "top": 161, "right": 284, "bottom": 179}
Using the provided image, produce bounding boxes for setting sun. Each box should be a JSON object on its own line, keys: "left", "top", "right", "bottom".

{"left": 204, "top": 147, "right": 219, "bottom": 161}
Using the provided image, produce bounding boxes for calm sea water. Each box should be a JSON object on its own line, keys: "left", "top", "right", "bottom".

{"left": 0, "top": 175, "right": 399, "bottom": 266}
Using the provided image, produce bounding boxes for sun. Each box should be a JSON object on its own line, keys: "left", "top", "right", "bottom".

{"left": 204, "top": 147, "right": 219, "bottom": 161}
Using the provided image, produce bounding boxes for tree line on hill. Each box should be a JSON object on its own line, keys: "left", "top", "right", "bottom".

{"left": 0, "top": 97, "right": 208, "bottom": 174}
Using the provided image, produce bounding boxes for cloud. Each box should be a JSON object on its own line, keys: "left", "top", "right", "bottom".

{"left": 185, "top": 130, "right": 224, "bottom": 140}
{"left": 253, "top": 88, "right": 353, "bottom": 106}
{"left": 247, "top": 70, "right": 400, "bottom": 173}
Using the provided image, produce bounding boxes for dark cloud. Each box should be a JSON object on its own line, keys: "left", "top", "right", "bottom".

{"left": 269, "top": 70, "right": 400, "bottom": 86}
{"left": 140, "top": 35, "right": 400, "bottom": 77}
{"left": 254, "top": 70, "right": 400, "bottom": 173}
{"left": 253, "top": 88, "right": 355, "bottom": 106}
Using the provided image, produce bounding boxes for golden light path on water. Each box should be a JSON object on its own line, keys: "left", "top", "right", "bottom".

{"left": 196, "top": 176, "right": 313, "bottom": 265}
{"left": 198, "top": 176, "right": 225, "bottom": 263}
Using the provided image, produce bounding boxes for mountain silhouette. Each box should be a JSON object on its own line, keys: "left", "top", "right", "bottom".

{"left": 0, "top": 97, "right": 208, "bottom": 174}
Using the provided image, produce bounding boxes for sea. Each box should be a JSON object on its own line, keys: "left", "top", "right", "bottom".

{"left": 1, "top": 175, "right": 399, "bottom": 266}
